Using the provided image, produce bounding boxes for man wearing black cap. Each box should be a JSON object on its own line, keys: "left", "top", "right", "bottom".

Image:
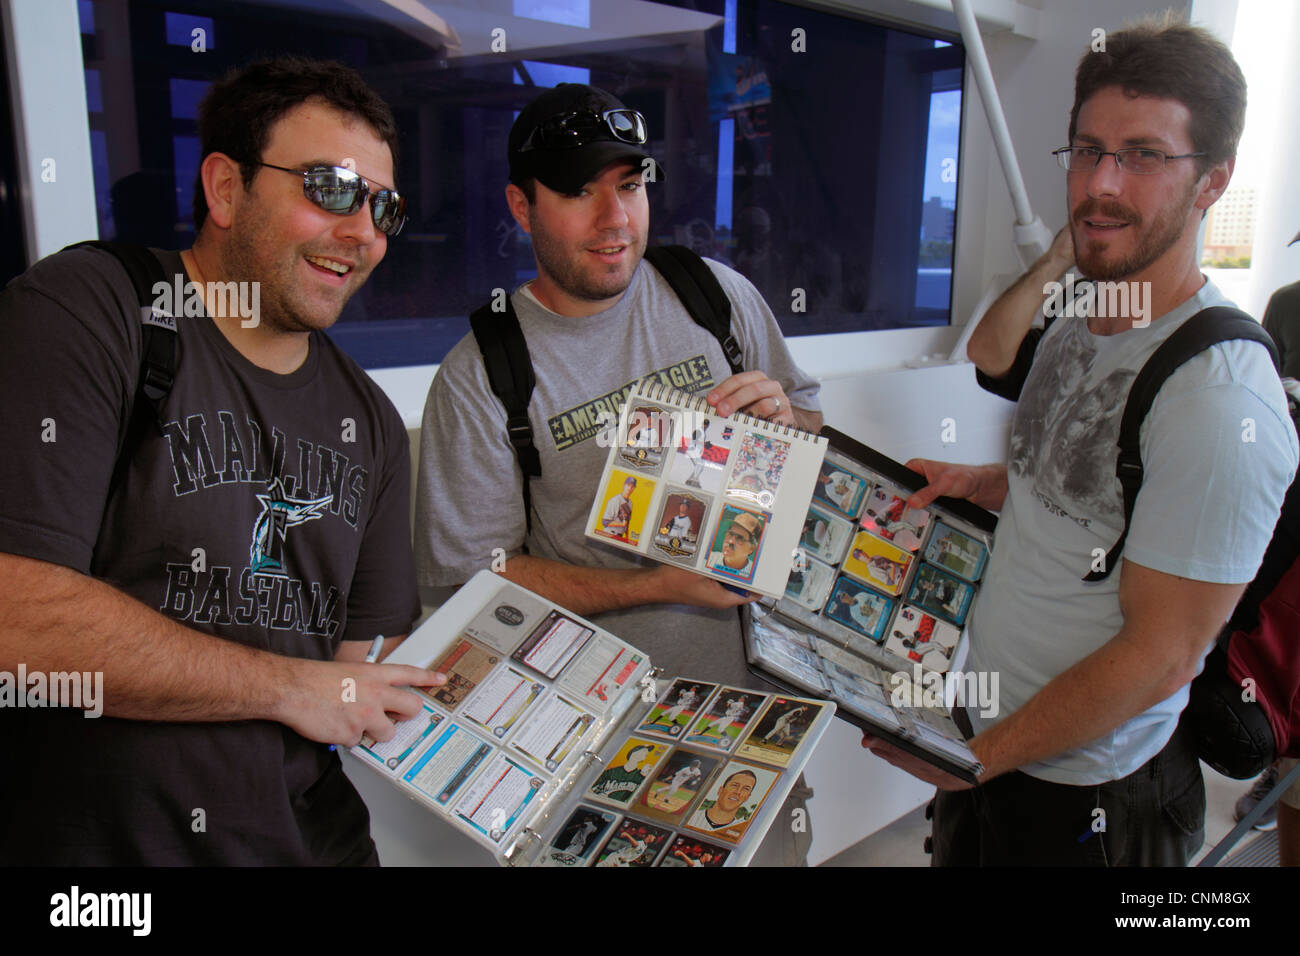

{"left": 415, "top": 84, "right": 819, "bottom": 863}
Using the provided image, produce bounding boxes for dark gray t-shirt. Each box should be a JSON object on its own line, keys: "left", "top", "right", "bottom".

{"left": 414, "top": 257, "right": 820, "bottom": 688}
{"left": 0, "top": 246, "right": 420, "bottom": 864}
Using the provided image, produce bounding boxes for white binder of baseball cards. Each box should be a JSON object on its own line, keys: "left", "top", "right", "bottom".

{"left": 584, "top": 379, "right": 830, "bottom": 600}
{"left": 743, "top": 427, "right": 996, "bottom": 784}
{"left": 349, "top": 570, "right": 834, "bottom": 867}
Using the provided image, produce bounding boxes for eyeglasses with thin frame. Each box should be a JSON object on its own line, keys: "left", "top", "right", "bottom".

{"left": 518, "top": 108, "right": 648, "bottom": 153}
{"left": 255, "top": 161, "right": 407, "bottom": 236}
{"left": 1052, "top": 146, "right": 1208, "bottom": 175}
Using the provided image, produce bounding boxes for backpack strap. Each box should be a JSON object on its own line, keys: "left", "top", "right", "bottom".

{"left": 469, "top": 298, "right": 541, "bottom": 535}
{"left": 1084, "top": 306, "right": 1280, "bottom": 582}
{"left": 644, "top": 245, "right": 744, "bottom": 374}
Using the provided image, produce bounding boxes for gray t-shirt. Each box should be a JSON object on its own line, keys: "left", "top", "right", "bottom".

{"left": 0, "top": 246, "right": 420, "bottom": 863}
{"left": 968, "top": 279, "right": 1298, "bottom": 784}
{"left": 415, "top": 257, "right": 819, "bottom": 687}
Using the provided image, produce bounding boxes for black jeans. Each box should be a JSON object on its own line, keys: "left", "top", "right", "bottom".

{"left": 931, "top": 722, "right": 1205, "bottom": 866}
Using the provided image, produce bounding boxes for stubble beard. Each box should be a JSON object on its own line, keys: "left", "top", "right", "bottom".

{"left": 1070, "top": 177, "right": 1200, "bottom": 282}
{"left": 529, "top": 215, "right": 646, "bottom": 304}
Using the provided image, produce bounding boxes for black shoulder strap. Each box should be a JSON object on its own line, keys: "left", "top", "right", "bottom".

{"left": 469, "top": 297, "right": 541, "bottom": 535}
{"left": 1084, "top": 306, "right": 1280, "bottom": 582}
{"left": 644, "top": 245, "right": 744, "bottom": 374}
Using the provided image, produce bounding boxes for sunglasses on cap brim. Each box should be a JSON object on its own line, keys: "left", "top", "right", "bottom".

{"left": 256, "top": 161, "right": 408, "bottom": 237}
{"left": 518, "top": 108, "right": 648, "bottom": 153}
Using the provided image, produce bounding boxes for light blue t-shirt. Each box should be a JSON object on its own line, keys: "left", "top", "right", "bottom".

{"left": 968, "top": 280, "right": 1298, "bottom": 784}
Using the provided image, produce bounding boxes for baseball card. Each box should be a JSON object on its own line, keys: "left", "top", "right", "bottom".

{"left": 555, "top": 632, "right": 644, "bottom": 710}
{"left": 424, "top": 636, "right": 501, "bottom": 711}
{"left": 684, "top": 760, "right": 780, "bottom": 844}
{"left": 705, "top": 503, "right": 770, "bottom": 585}
{"left": 908, "top": 563, "right": 976, "bottom": 626}
{"left": 538, "top": 805, "right": 618, "bottom": 867}
{"left": 812, "top": 457, "right": 870, "bottom": 518}
{"left": 354, "top": 703, "right": 444, "bottom": 776}
{"left": 592, "top": 467, "right": 654, "bottom": 544}
{"left": 823, "top": 574, "right": 893, "bottom": 643}
{"left": 842, "top": 530, "right": 913, "bottom": 596}
{"left": 884, "top": 604, "right": 961, "bottom": 673}
{"left": 861, "top": 485, "right": 932, "bottom": 553}
{"left": 924, "top": 520, "right": 989, "bottom": 582}
{"left": 736, "top": 696, "right": 824, "bottom": 767}
{"left": 658, "top": 835, "right": 731, "bottom": 867}
{"left": 460, "top": 665, "right": 544, "bottom": 739}
{"left": 636, "top": 678, "right": 719, "bottom": 739}
{"left": 511, "top": 609, "right": 594, "bottom": 679}
{"left": 684, "top": 688, "right": 767, "bottom": 751}
{"left": 585, "top": 737, "right": 669, "bottom": 808}
{"left": 620, "top": 403, "right": 674, "bottom": 471}
{"left": 450, "top": 751, "right": 544, "bottom": 844}
{"left": 651, "top": 488, "right": 710, "bottom": 564}
{"left": 725, "top": 430, "right": 791, "bottom": 510}
{"left": 637, "top": 748, "right": 719, "bottom": 824}
{"left": 402, "top": 720, "right": 493, "bottom": 810}
{"left": 507, "top": 692, "right": 595, "bottom": 773}
{"left": 592, "top": 820, "right": 673, "bottom": 867}
{"left": 784, "top": 553, "right": 836, "bottom": 611}
{"left": 666, "top": 414, "right": 734, "bottom": 494}
{"left": 463, "top": 585, "right": 551, "bottom": 653}
{"left": 798, "top": 502, "right": 854, "bottom": 566}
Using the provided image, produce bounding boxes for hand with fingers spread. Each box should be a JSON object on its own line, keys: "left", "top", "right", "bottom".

{"left": 903, "top": 458, "right": 1008, "bottom": 513}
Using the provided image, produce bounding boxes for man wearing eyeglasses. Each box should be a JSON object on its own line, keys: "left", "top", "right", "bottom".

{"left": 0, "top": 57, "right": 440, "bottom": 865}
{"left": 415, "top": 84, "right": 820, "bottom": 864}
{"left": 864, "top": 20, "right": 1297, "bottom": 866}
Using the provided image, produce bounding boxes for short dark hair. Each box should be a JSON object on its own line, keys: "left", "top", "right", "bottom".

{"left": 516, "top": 177, "right": 537, "bottom": 205}
{"left": 193, "top": 56, "right": 399, "bottom": 230}
{"left": 1069, "top": 15, "right": 1245, "bottom": 176}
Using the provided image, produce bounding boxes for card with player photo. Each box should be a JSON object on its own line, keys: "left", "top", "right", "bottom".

{"left": 585, "top": 737, "right": 669, "bottom": 809}
{"left": 658, "top": 835, "right": 731, "bottom": 867}
{"left": 683, "top": 760, "right": 780, "bottom": 844}
{"left": 592, "top": 468, "right": 655, "bottom": 545}
{"left": 651, "top": 488, "right": 711, "bottom": 564}
{"left": 860, "top": 485, "right": 932, "bottom": 552}
{"left": 424, "top": 636, "right": 501, "bottom": 711}
{"left": 592, "top": 820, "right": 673, "bottom": 867}
{"left": 636, "top": 678, "right": 719, "bottom": 739}
{"left": 537, "top": 805, "right": 619, "bottom": 867}
{"left": 823, "top": 575, "right": 893, "bottom": 643}
{"left": 784, "top": 553, "right": 837, "bottom": 612}
{"left": 684, "top": 688, "right": 767, "bottom": 751}
{"left": 798, "top": 501, "right": 855, "bottom": 566}
{"left": 924, "top": 520, "right": 989, "bottom": 583}
{"left": 725, "top": 430, "right": 791, "bottom": 510}
{"left": 666, "top": 414, "right": 735, "bottom": 494}
{"left": 884, "top": 604, "right": 961, "bottom": 673}
{"left": 908, "top": 563, "right": 975, "bottom": 626}
{"left": 636, "top": 748, "right": 720, "bottom": 825}
{"left": 842, "top": 530, "right": 913, "bottom": 597}
{"left": 735, "top": 696, "right": 825, "bottom": 768}
{"left": 811, "top": 456, "right": 871, "bottom": 519}
{"left": 619, "top": 403, "right": 674, "bottom": 471}
{"left": 705, "top": 504, "right": 770, "bottom": 585}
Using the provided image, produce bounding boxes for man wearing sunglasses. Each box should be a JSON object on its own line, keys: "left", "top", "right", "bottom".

{"left": 0, "top": 57, "right": 439, "bottom": 865}
{"left": 415, "top": 84, "right": 820, "bottom": 864}
{"left": 865, "top": 20, "right": 1297, "bottom": 866}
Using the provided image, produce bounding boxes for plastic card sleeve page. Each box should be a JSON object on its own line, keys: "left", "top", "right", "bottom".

{"left": 347, "top": 569, "right": 653, "bottom": 864}
{"left": 583, "top": 378, "right": 829, "bottom": 599}
{"left": 742, "top": 427, "right": 995, "bottom": 782}
{"left": 525, "top": 674, "right": 835, "bottom": 867}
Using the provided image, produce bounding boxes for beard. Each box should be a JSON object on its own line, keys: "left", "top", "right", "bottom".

{"left": 1070, "top": 178, "right": 1199, "bottom": 282}
{"left": 527, "top": 216, "right": 646, "bottom": 303}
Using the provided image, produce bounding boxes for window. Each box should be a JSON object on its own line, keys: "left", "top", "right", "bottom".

{"left": 78, "top": 0, "right": 963, "bottom": 367}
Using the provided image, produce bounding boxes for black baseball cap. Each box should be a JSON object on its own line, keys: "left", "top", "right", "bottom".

{"left": 508, "top": 83, "right": 662, "bottom": 195}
